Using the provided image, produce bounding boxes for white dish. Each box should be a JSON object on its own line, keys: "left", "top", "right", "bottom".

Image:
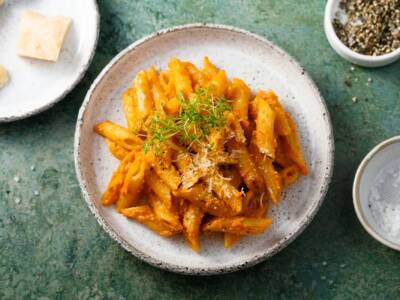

{"left": 324, "top": 0, "right": 400, "bottom": 67}
{"left": 74, "top": 24, "right": 334, "bottom": 275}
{"left": 0, "top": 0, "right": 99, "bottom": 122}
{"left": 353, "top": 136, "right": 400, "bottom": 251}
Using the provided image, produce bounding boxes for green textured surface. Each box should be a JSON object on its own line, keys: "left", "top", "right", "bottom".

{"left": 1, "top": 0, "right": 400, "bottom": 299}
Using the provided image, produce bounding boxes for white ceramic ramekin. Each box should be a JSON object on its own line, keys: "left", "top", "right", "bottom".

{"left": 324, "top": 0, "right": 400, "bottom": 67}
{"left": 353, "top": 136, "right": 400, "bottom": 251}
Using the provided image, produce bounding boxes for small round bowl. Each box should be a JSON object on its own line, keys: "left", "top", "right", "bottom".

{"left": 353, "top": 136, "right": 400, "bottom": 251}
{"left": 324, "top": 0, "right": 400, "bottom": 67}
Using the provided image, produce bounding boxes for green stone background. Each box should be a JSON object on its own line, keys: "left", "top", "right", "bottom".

{"left": 1, "top": 0, "right": 400, "bottom": 299}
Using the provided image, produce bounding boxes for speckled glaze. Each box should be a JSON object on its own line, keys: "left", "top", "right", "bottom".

{"left": 0, "top": 0, "right": 99, "bottom": 122}
{"left": 74, "top": 24, "right": 334, "bottom": 275}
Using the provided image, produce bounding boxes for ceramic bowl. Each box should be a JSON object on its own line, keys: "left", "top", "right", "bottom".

{"left": 74, "top": 24, "right": 334, "bottom": 275}
{"left": 0, "top": 0, "right": 99, "bottom": 122}
{"left": 353, "top": 136, "right": 400, "bottom": 251}
{"left": 324, "top": 0, "right": 400, "bottom": 67}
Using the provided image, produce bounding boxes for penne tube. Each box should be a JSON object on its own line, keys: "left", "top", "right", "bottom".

{"left": 153, "top": 158, "right": 181, "bottom": 190}
{"left": 146, "top": 169, "right": 172, "bottom": 208}
{"left": 95, "top": 120, "right": 143, "bottom": 150}
{"left": 148, "top": 193, "right": 182, "bottom": 231}
{"left": 209, "top": 70, "right": 229, "bottom": 98}
{"left": 249, "top": 140, "right": 282, "bottom": 204}
{"left": 174, "top": 183, "right": 237, "bottom": 217}
{"left": 146, "top": 66, "right": 168, "bottom": 116}
{"left": 202, "top": 56, "right": 218, "bottom": 79}
{"left": 116, "top": 152, "right": 146, "bottom": 211}
{"left": 101, "top": 152, "right": 135, "bottom": 206}
{"left": 204, "top": 172, "right": 243, "bottom": 214}
{"left": 228, "top": 140, "right": 264, "bottom": 191}
{"left": 227, "top": 78, "right": 251, "bottom": 125}
{"left": 121, "top": 205, "right": 180, "bottom": 237}
{"left": 203, "top": 217, "right": 272, "bottom": 235}
{"left": 182, "top": 203, "right": 204, "bottom": 252}
{"left": 263, "top": 90, "right": 291, "bottom": 136}
{"left": 251, "top": 91, "right": 277, "bottom": 159}
{"left": 106, "top": 139, "right": 130, "bottom": 160}
{"left": 281, "top": 113, "right": 309, "bottom": 175}
{"left": 168, "top": 57, "right": 193, "bottom": 97}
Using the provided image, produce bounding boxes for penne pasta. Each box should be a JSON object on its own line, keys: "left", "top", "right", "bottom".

{"left": 95, "top": 56, "right": 308, "bottom": 251}
{"left": 281, "top": 112, "right": 308, "bottom": 175}
{"left": 249, "top": 140, "right": 282, "bottom": 204}
{"left": 121, "top": 206, "right": 180, "bottom": 237}
{"left": 227, "top": 78, "right": 251, "bottom": 126}
{"left": 101, "top": 152, "right": 135, "bottom": 206}
{"left": 203, "top": 217, "right": 272, "bottom": 235}
{"left": 251, "top": 91, "right": 277, "bottom": 159}
{"left": 174, "top": 183, "right": 237, "bottom": 217}
{"left": 116, "top": 152, "right": 146, "bottom": 211}
{"left": 204, "top": 172, "right": 243, "bottom": 214}
{"left": 146, "top": 169, "right": 172, "bottom": 208}
{"left": 228, "top": 139, "right": 264, "bottom": 191}
{"left": 209, "top": 70, "right": 229, "bottom": 97}
{"left": 182, "top": 202, "right": 204, "bottom": 252}
{"left": 168, "top": 57, "right": 193, "bottom": 97}
{"left": 148, "top": 193, "right": 182, "bottom": 231}
{"left": 263, "top": 90, "right": 291, "bottom": 136}
{"left": 95, "top": 120, "right": 143, "bottom": 150}
{"left": 106, "top": 139, "right": 130, "bottom": 160}
{"left": 146, "top": 66, "right": 168, "bottom": 116}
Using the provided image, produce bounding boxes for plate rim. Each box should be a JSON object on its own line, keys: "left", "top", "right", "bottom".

{"left": 0, "top": 0, "right": 100, "bottom": 123}
{"left": 74, "top": 23, "right": 335, "bottom": 275}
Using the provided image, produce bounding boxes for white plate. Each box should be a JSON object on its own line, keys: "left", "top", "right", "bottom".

{"left": 0, "top": 0, "right": 99, "bottom": 122}
{"left": 74, "top": 24, "right": 334, "bottom": 275}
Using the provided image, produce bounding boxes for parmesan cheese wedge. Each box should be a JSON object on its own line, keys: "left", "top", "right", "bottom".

{"left": 0, "top": 65, "right": 9, "bottom": 89}
{"left": 17, "top": 10, "right": 71, "bottom": 62}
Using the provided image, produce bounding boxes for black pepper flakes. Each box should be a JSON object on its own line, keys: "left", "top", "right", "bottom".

{"left": 333, "top": 0, "right": 400, "bottom": 56}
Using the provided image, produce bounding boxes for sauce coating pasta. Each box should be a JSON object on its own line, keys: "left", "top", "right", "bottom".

{"left": 95, "top": 57, "right": 308, "bottom": 251}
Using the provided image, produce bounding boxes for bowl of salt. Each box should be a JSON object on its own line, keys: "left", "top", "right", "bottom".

{"left": 353, "top": 136, "right": 400, "bottom": 251}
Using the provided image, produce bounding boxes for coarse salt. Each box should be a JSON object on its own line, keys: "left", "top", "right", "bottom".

{"left": 367, "top": 158, "right": 400, "bottom": 241}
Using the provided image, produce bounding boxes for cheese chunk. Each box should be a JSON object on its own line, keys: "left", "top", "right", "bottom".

{"left": 0, "top": 65, "right": 9, "bottom": 89}
{"left": 17, "top": 10, "right": 71, "bottom": 62}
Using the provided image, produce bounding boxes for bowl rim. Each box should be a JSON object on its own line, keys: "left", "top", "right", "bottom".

{"left": 0, "top": 0, "right": 100, "bottom": 123}
{"left": 74, "top": 23, "right": 335, "bottom": 275}
{"left": 353, "top": 135, "right": 400, "bottom": 251}
{"left": 324, "top": 0, "right": 400, "bottom": 64}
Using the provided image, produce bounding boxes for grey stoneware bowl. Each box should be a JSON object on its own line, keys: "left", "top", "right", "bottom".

{"left": 74, "top": 24, "right": 334, "bottom": 275}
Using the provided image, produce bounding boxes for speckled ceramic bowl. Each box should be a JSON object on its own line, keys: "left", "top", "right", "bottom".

{"left": 74, "top": 24, "right": 334, "bottom": 275}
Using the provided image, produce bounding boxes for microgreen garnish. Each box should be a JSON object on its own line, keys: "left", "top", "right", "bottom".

{"left": 143, "top": 87, "right": 231, "bottom": 154}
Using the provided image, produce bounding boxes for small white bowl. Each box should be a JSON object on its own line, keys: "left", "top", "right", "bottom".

{"left": 324, "top": 0, "right": 400, "bottom": 67}
{"left": 353, "top": 136, "right": 400, "bottom": 251}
